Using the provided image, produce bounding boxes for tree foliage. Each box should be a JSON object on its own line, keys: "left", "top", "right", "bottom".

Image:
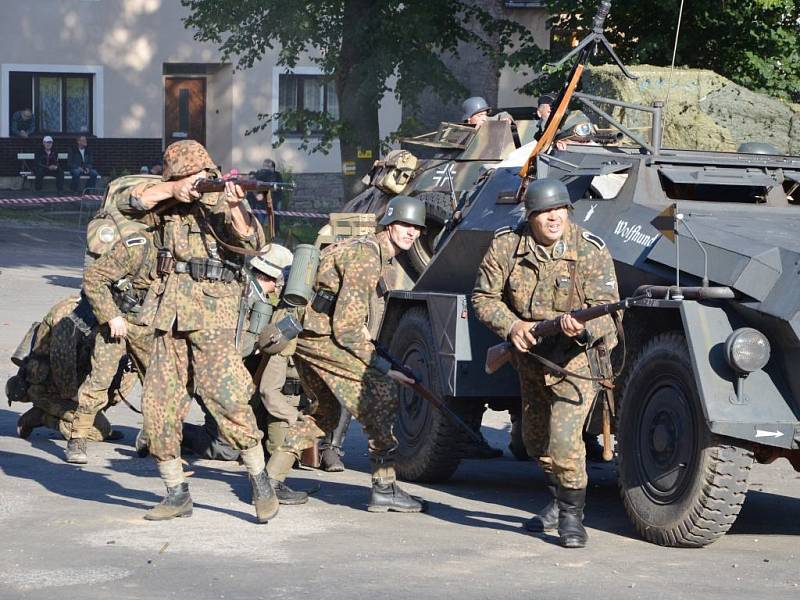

{"left": 181, "top": 0, "right": 545, "bottom": 154}
{"left": 545, "top": 0, "right": 800, "bottom": 100}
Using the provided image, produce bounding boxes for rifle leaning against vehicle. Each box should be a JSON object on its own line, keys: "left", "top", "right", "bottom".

{"left": 484, "top": 295, "right": 646, "bottom": 375}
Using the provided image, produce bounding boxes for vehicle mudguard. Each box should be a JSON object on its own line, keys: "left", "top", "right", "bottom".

{"left": 680, "top": 301, "right": 799, "bottom": 449}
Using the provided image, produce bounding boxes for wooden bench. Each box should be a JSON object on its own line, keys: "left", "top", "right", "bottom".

{"left": 17, "top": 152, "right": 92, "bottom": 190}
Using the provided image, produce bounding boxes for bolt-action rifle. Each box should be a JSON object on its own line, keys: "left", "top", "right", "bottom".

{"left": 484, "top": 295, "right": 646, "bottom": 375}
{"left": 373, "top": 341, "right": 498, "bottom": 456}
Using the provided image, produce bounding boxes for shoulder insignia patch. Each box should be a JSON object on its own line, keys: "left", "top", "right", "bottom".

{"left": 125, "top": 236, "right": 147, "bottom": 247}
{"left": 581, "top": 231, "right": 605, "bottom": 250}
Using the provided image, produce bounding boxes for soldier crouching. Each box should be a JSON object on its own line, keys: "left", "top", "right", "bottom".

{"left": 472, "top": 178, "right": 619, "bottom": 548}
{"left": 120, "top": 139, "right": 276, "bottom": 523}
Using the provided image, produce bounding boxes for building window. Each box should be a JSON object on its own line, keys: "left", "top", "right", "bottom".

{"left": 277, "top": 73, "right": 339, "bottom": 133}
{"left": 9, "top": 71, "right": 93, "bottom": 135}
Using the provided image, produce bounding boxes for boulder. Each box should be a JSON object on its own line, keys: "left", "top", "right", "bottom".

{"left": 582, "top": 64, "right": 800, "bottom": 154}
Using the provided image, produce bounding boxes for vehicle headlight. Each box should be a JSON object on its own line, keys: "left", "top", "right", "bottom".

{"left": 724, "top": 328, "right": 771, "bottom": 374}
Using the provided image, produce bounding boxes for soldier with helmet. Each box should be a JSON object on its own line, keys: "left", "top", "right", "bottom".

{"left": 265, "top": 195, "right": 428, "bottom": 513}
{"left": 118, "top": 139, "right": 276, "bottom": 523}
{"left": 64, "top": 229, "right": 159, "bottom": 464}
{"left": 461, "top": 96, "right": 514, "bottom": 129}
{"left": 472, "top": 178, "right": 619, "bottom": 548}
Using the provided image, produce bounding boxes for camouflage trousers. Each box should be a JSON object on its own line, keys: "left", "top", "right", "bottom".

{"left": 25, "top": 385, "right": 111, "bottom": 441}
{"left": 72, "top": 320, "right": 153, "bottom": 438}
{"left": 277, "top": 335, "right": 399, "bottom": 463}
{"left": 142, "top": 327, "right": 262, "bottom": 462}
{"left": 513, "top": 351, "right": 598, "bottom": 489}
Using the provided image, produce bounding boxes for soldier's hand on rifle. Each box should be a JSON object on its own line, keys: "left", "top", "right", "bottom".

{"left": 172, "top": 172, "right": 205, "bottom": 203}
{"left": 560, "top": 313, "right": 585, "bottom": 337}
{"left": 387, "top": 369, "right": 415, "bottom": 386}
{"left": 108, "top": 315, "right": 128, "bottom": 339}
{"left": 509, "top": 320, "right": 537, "bottom": 352}
{"left": 223, "top": 180, "right": 246, "bottom": 205}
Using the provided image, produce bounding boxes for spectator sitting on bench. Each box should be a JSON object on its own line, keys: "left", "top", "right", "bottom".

{"left": 68, "top": 135, "right": 99, "bottom": 193}
{"left": 35, "top": 136, "right": 64, "bottom": 193}
{"left": 149, "top": 160, "right": 162, "bottom": 176}
{"left": 11, "top": 108, "right": 35, "bottom": 138}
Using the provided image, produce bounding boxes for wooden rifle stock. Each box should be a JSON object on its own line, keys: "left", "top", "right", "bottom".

{"left": 194, "top": 177, "right": 278, "bottom": 194}
{"left": 484, "top": 297, "right": 635, "bottom": 375}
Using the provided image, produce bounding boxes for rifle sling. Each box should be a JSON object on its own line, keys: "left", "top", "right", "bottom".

{"left": 191, "top": 203, "right": 268, "bottom": 257}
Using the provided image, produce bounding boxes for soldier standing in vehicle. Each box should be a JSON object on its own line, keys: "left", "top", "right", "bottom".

{"left": 264, "top": 195, "right": 427, "bottom": 513}
{"left": 119, "top": 139, "right": 277, "bottom": 523}
{"left": 472, "top": 178, "right": 619, "bottom": 548}
{"left": 64, "top": 231, "right": 158, "bottom": 464}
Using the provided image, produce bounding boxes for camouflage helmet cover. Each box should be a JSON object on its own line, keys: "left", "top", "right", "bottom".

{"left": 462, "top": 96, "right": 490, "bottom": 121}
{"left": 161, "top": 140, "right": 216, "bottom": 181}
{"left": 524, "top": 177, "right": 572, "bottom": 216}
{"left": 379, "top": 195, "right": 427, "bottom": 229}
{"left": 250, "top": 244, "right": 293, "bottom": 279}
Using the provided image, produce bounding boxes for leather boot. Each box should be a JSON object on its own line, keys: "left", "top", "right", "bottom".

{"left": 135, "top": 429, "right": 150, "bottom": 458}
{"left": 368, "top": 481, "right": 424, "bottom": 513}
{"left": 557, "top": 487, "right": 588, "bottom": 548}
{"left": 65, "top": 437, "right": 88, "bottom": 464}
{"left": 272, "top": 479, "right": 309, "bottom": 505}
{"left": 319, "top": 410, "right": 351, "bottom": 472}
{"left": 144, "top": 483, "right": 193, "bottom": 520}
{"left": 250, "top": 470, "right": 279, "bottom": 523}
{"left": 523, "top": 474, "right": 559, "bottom": 532}
{"left": 16, "top": 407, "right": 44, "bottom": 439}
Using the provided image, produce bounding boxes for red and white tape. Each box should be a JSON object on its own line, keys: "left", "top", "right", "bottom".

{"left": 0, "top": 195, "right": 330, "bottom": 219}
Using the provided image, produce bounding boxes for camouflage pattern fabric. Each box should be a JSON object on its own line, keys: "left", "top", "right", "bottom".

{"left": 160, "top": 139, "right": 216, "bottom": 181}
{"left": 273, "top": 233, "right": 402, "bottom": 469}
{"left": 73, "top": 233, "right": 158, "bottom": 438}
{"left": 472, "top": 220, "right": 619, "bottom": 489}
{"left": 142, "top": 328, "right": 262, "bottom": 461}
{"left": 13, "top": 297, "right": 114, "bottom": 440}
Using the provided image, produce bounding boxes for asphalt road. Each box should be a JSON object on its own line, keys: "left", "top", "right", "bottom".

{"left": 0, "top": 221, "right": 798, "bottom": 600}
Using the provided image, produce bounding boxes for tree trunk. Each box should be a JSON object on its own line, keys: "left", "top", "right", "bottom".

{"left": 337, "top": 0, "right": 382, "bottom": 202}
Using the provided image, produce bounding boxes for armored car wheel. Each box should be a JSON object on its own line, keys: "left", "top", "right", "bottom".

{"left": 390, "top": 307, "right": 466, "bottom": 482}
{"left": 617, "top": 332, "right": 753, "bottom": 548}
{"left": 407, "top": 192, "right": 453, "bottom": 275}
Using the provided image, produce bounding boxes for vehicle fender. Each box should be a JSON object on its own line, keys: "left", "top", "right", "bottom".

{"left": 680, "top": 301, "right": 797, "bottom": 449}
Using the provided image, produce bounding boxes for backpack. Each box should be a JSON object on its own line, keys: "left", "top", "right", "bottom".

{"left": 361, "top": 149, "right": 418, "bottom": 194}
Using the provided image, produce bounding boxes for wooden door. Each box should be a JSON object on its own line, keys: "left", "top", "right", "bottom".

{"left": 164, "top": 77, "right": 206, "bottom": 147}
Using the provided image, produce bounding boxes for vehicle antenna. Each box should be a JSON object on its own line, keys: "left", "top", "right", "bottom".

{"left": 662, "top": 0, "right": 686, "bottom": 131}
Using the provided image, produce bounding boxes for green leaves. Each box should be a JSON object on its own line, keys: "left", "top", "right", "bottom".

{"left": 545, "top": 0, "right": 800, "bottom": 101}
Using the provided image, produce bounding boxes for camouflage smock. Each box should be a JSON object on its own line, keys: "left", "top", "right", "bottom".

{"left": 121, "top": 183, "right": 266, "bottom": 332}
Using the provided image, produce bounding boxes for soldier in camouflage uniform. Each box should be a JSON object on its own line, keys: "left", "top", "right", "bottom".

{"left": 6, "top": 296, "right": 126, "bottom": 442}
{"left": 472, "top": 178, "right": 619, "bottom": 548}
{"left": 265, "top": 195, "right": 427, "bottom": 513}
{"left": 119, "top": 139, "right": 277, "bottom": 523}
{"left": 65, "top": 231, "right": 159, "bottom": 464}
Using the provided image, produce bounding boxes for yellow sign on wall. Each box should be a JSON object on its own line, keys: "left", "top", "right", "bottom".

{"left": 357, "top": 149, "right": 373, "bottom": 159}
{"left": 342, "top": 161, "right": 357, "bottom": 175}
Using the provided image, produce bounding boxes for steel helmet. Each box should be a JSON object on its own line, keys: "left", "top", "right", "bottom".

{"left": 524, "top": 178, "right": 572, "bottom": 216}
{"left": 379, "top": 196, "right": 427, "bottom": 229}
{"left": 737, "top": 142, "right": 779, "bottom": 155}
{"left": 161, "top": 140, "right": 216, "bottom": 181}
{"left": 250, "top": 244, "right": 293, "bottom": 279}
{"left": 462, "top": 96, "right": 490, "bottom": 121}
{"left": 556, "top": 110, "right": 594, "bottom": 142}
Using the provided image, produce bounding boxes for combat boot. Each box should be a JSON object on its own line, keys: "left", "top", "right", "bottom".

{"left": 557, "top": 487, "right": 588, "bottom": 548}
{"left": 523, "top": 474, "right": 559, "bottom": 532}
{"left": 368, "top": 482, "right": 424, "bottom": 513}
{"left": 144, "top": 483, "right": 193, "bottom": 520}
{"left": 272, "top": 479, "right": 308, "bottom": 505}
{"left": 135, "top": 429, "right": 149, "bottom": 458}
{"left": 16, "top": 407, "right": 44, "bottom": 439}
{"left": 65, "top": 437, "right": 88, "bottom": 464}
{"left": 319, "top": 447, "right": 345, "bottom": 472}
{"left": 250, "top": 470, "right": 279, "bottom": 523}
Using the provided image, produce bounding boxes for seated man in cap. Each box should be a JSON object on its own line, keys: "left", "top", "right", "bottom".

{"left": 34, "top": 136, "right": 64, "bottom": 193}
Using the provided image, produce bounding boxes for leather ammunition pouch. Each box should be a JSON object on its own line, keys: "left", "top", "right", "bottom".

{"left": 112, "top": 280, "right": 145, "bottom": 314}
{"left": 166, "top": 258, "right": 239, "bottom": 282}
{"left": 310, "top": 289, "right": 336, "bottom": 315}
{"left": 281, "top": 377, "right": 302, "bottom": 397}
{"left": 156, "top": 249, "right": 175, "bottom": 276}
